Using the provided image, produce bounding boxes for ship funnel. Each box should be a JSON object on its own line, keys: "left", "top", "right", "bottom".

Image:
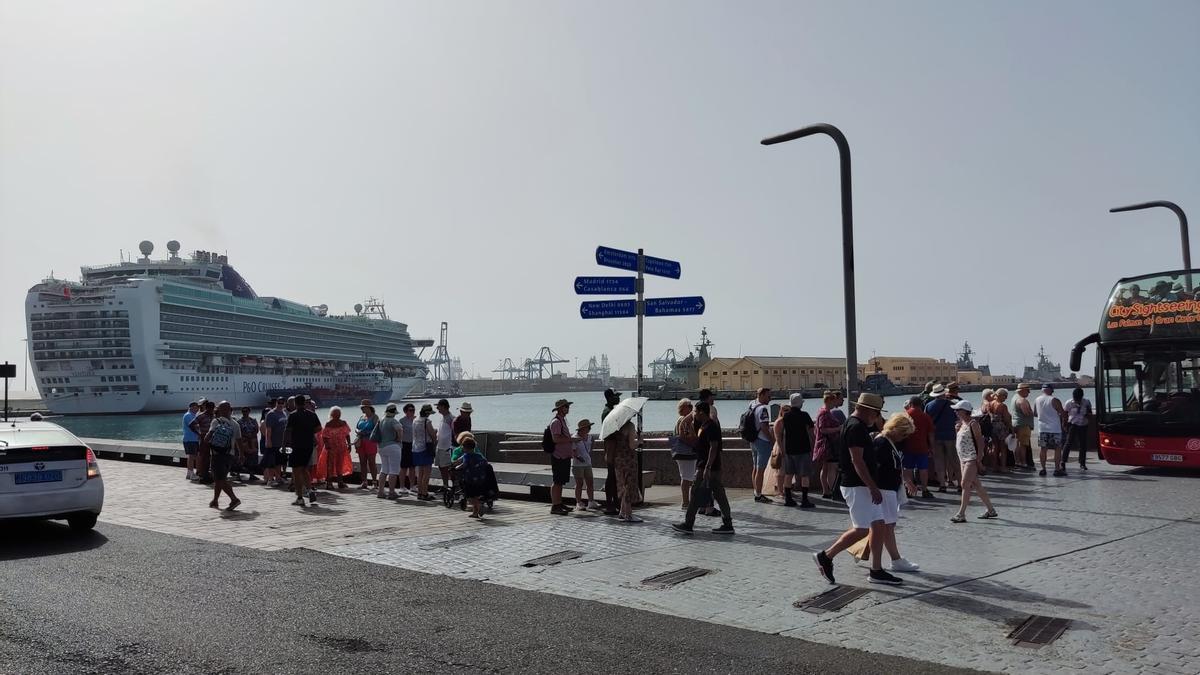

{"left": 138, "top": 240, "right": 154, "bottom": 260}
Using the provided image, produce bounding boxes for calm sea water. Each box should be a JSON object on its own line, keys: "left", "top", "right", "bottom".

{"left": 50, "top": 388, "right": 1095, "bottom": 442}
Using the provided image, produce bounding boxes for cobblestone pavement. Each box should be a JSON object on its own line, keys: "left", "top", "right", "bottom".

{"left": 99, "top": 459, "right": 1200, "bottom": 674}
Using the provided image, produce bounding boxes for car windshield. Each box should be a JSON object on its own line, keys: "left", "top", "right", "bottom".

{"left": 0, "top": 425, "right": 84, "bottom": 449}
{"left": 1099, "top": 343, "right": 1200, "bottom": 434}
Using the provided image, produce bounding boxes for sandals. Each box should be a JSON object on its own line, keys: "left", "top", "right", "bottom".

{"left": 950, "top": 514, "right": 966, "bottom": 523}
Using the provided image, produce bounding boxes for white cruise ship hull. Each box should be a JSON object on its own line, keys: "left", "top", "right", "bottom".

{"left": 40, "top": 377, "right": 424, "bottom": 414}
{"left": 27, "top": 249, "right": 428, "bottom": 415}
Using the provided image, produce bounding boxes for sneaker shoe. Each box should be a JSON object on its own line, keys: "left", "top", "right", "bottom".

{"left": 890, "top": 558, "right": 920, "bottom": 573}
{"left": 185, "top": 470, "right": 195, "bottom": 481}
{"left": 799, "top": 500, "right": 816, "bottom": 509}
{"left": 754, "top": 494, "right": 774, "bottom": 504}
{"left": 551, "top": 505, "right": 569, "bottom": 515}
{"left": 950, "top": 514, "right": 966, "bottom": 523}
{"left": 978, "top": 510, "right": 998, "bottom": 519}
{"left": 1053, "top": 469, "right": 1066, "bottom": 477}
{"left": 813, "top": 550, "right": 835, "bottom": 584}
{"left": 921, "top": 490, "right": 935, "bottom": 500}
{"left": 783, "top": 498, "right": 798, "bottom": 507}
{"left": 575, "top": 504, "right": 589, "bottom": 512}
{"left": 589, "top": 503, "right": 605, "bottom": 512}
{"left": 292, "top": 497, "right": 306, "bottom": 506}
{"left": 1039, "top": 468, "right": 1047, "bottom": 476}
{"left": 868, "top": 569, "right": 904, "bottom": 585}
{"left": 625, "top": 515, "right": 644, "bottom": 523}
{"left": 711, "top": 523, "right": 734, "bottom": 534}
{"left": 671, "top": 523, "right": 694, "bottom": 534}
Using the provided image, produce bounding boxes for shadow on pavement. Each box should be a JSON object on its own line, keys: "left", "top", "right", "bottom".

{"left": 219, "top": 509, "right": 260, "bottom": 521}
{"left": 992, "top": 518, "right": 1099, "bottom": 537}
{"left": 0, "top": 520, "right": 109, "bottom": 561}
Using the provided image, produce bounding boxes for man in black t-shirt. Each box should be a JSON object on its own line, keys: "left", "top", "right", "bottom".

{"left": 813, "top": 393, "right": 903, "bottom": 586}
{"left": 672, "top": 402, "right": 733, "bottom": 535}
{"left": 781, "top": 393, "right": 816, "bottom": 508}
{"left": 284, "top": 394, "right": 322, "bottom": 507}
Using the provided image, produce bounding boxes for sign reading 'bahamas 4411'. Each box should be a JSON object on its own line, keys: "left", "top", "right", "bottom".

{"left": 1101, "top": 272, "right": 1200, "bottom": 340}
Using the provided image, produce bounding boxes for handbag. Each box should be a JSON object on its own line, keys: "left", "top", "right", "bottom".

{"left": 769, "top": 446, "right": 782, "bottom": 470}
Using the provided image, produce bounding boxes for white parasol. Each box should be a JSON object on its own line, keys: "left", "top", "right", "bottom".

{"left": 598, "top": 397, "right": 648, "bottom": 440}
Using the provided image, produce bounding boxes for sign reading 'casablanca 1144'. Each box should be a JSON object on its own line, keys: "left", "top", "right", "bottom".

{"left": 574, "top": 276, "right": 637, "bottom": 295}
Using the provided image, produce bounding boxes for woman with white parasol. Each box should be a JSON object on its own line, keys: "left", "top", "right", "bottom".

{"left": 599, "top": 396, "right": 647, "bottom": 523}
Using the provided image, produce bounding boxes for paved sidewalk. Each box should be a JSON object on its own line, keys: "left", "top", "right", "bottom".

{"left": 97, "top": 459, "right": 1200, "bottom": 674}
{"left": 96, "top": 461, "right": 560, "bottom": 551}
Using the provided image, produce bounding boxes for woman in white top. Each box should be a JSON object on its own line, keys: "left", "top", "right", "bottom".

{"left": 1062, "top": 387, "right": 1094, "bottom": 470}
{"left": 950, "top": 401, "right": 997, "bottom": 523}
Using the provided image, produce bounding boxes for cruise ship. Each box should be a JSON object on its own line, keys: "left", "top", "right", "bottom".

{"left": 25, "top": 240, "right": 430, "bottom": 414}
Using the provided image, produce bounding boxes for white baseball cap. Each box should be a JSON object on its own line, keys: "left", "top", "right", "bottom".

{"left": 951, "top": 400, "right": 973, "bottom": 412}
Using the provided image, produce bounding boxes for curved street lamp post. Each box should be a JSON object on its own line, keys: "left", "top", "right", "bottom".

{"left": 761, "top": 123, "right": 859, "bottom": 403}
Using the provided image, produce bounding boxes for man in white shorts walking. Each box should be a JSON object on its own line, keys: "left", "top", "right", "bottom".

{"left": 812, "top": 393, "right": 903, "bottom": 586}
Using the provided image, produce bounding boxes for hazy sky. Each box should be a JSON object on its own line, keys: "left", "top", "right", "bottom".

{"left": 3, "top": 1, "right": 1198, "bottom": 389}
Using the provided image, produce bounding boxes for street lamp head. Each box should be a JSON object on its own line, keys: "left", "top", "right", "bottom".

{"left": 761, "top": 123, "right": 841, "bottom": 146}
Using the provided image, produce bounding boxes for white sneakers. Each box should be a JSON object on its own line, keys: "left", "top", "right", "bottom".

{"left": 185, "top": 469, "right": 195, "bottom": 481}
{"left": 890, "top": 558, "right": 920, "bottom": 573}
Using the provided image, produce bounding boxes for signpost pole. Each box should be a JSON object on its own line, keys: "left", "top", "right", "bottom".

{"left": 636, "top": 249, "right": 645, "bottom": 500}
{"left": 3, "top": 361, "right": 9, "bottom": 422}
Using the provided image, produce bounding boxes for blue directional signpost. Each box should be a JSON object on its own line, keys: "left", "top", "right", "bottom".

{"left": 579, "top": 299, "right": 636, "bottom": 319}
{"left": 577, "top": 246, "right": 705, "bottom": 496}
{"left": 574, "top": 276, "right": 637, "bottom": 296}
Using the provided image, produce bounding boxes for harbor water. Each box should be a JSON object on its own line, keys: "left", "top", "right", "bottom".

{"left": 50, "top": 388, "right": 1095, "bottom": 442}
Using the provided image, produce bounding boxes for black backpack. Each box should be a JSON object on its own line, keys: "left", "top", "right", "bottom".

{"left": 541, "top": 423, "right": 556, "bottom": 453}
{"left": 739, "top": 405, "right": 760, "bottom": 443}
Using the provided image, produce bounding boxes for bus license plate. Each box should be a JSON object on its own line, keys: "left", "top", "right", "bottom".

{"left": 1151, "top": 454, "right": 1184, "bottom": 463}
{"left": 14, "top": 470, "right": 63, "bottom": 484}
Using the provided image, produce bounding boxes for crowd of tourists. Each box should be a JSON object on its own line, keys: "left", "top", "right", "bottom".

{"left": 807, "top": 380, "right": 1093, "bottom": 586}
{"left": 179, "top": 379, "right": 1094, "bottom": 585}
{"left": 181, "top": 395, "right": 491, "bottom": 516}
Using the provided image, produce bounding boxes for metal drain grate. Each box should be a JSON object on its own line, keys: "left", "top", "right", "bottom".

{"left": 793, "top": 585, "right": 871, "bottom": 614}
{"left": 1009, "top": 615, "right": 1071, "bottom": 646}
{"left": 641, "top": 566, "right": 712, "bottom": 588}
{"left": 419, "top": 534, "right": 481, "bottom": 550}
{"left": 522, "top": 550, "right": 584, "bottom": 567}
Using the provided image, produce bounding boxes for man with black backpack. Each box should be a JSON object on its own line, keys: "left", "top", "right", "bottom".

{"left": 740, "top": 387, "right": 774, "bottom": 503}
{"left": 545, "top": 399, "right": 575, "bottom": 515}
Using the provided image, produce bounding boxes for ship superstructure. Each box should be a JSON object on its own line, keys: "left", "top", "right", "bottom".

{"left": 25, "top": 240, "right": 426, "bottom": 414}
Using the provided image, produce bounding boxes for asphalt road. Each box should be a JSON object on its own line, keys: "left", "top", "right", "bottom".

{"left": 0, "top": 521, "right": 982, "bottom": 675}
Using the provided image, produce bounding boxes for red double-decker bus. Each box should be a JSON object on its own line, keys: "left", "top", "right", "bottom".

{"left": 1072, "top": 270, "right": 1200, "bottom": 467}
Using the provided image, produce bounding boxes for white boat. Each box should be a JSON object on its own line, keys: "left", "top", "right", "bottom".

{"left": 25, "top": 240, "right": 426, "bottom": 414}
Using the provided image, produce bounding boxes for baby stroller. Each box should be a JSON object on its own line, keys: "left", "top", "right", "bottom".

{"left": 445, "top": 455, "right": 498, "bottom": 512}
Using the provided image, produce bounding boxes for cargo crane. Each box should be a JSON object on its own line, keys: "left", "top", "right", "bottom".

{"left": 425, "top": 322, "right": 452, "bottom": 382}
{"left": 525, "top": 346, "right": 569, "bottom": 380}
{"left": 650, "top": 348, "right": 681, "bottom": 381}
{"left": 576, "top": 354, "right": 612, "bottom": 384}
{"left": 492, "top": 358, "right": 523, "bottom": 380}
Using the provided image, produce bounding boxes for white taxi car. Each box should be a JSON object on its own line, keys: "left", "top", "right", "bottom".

{"left": 0, "top": 420, "right": 104, "bottom": 531}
